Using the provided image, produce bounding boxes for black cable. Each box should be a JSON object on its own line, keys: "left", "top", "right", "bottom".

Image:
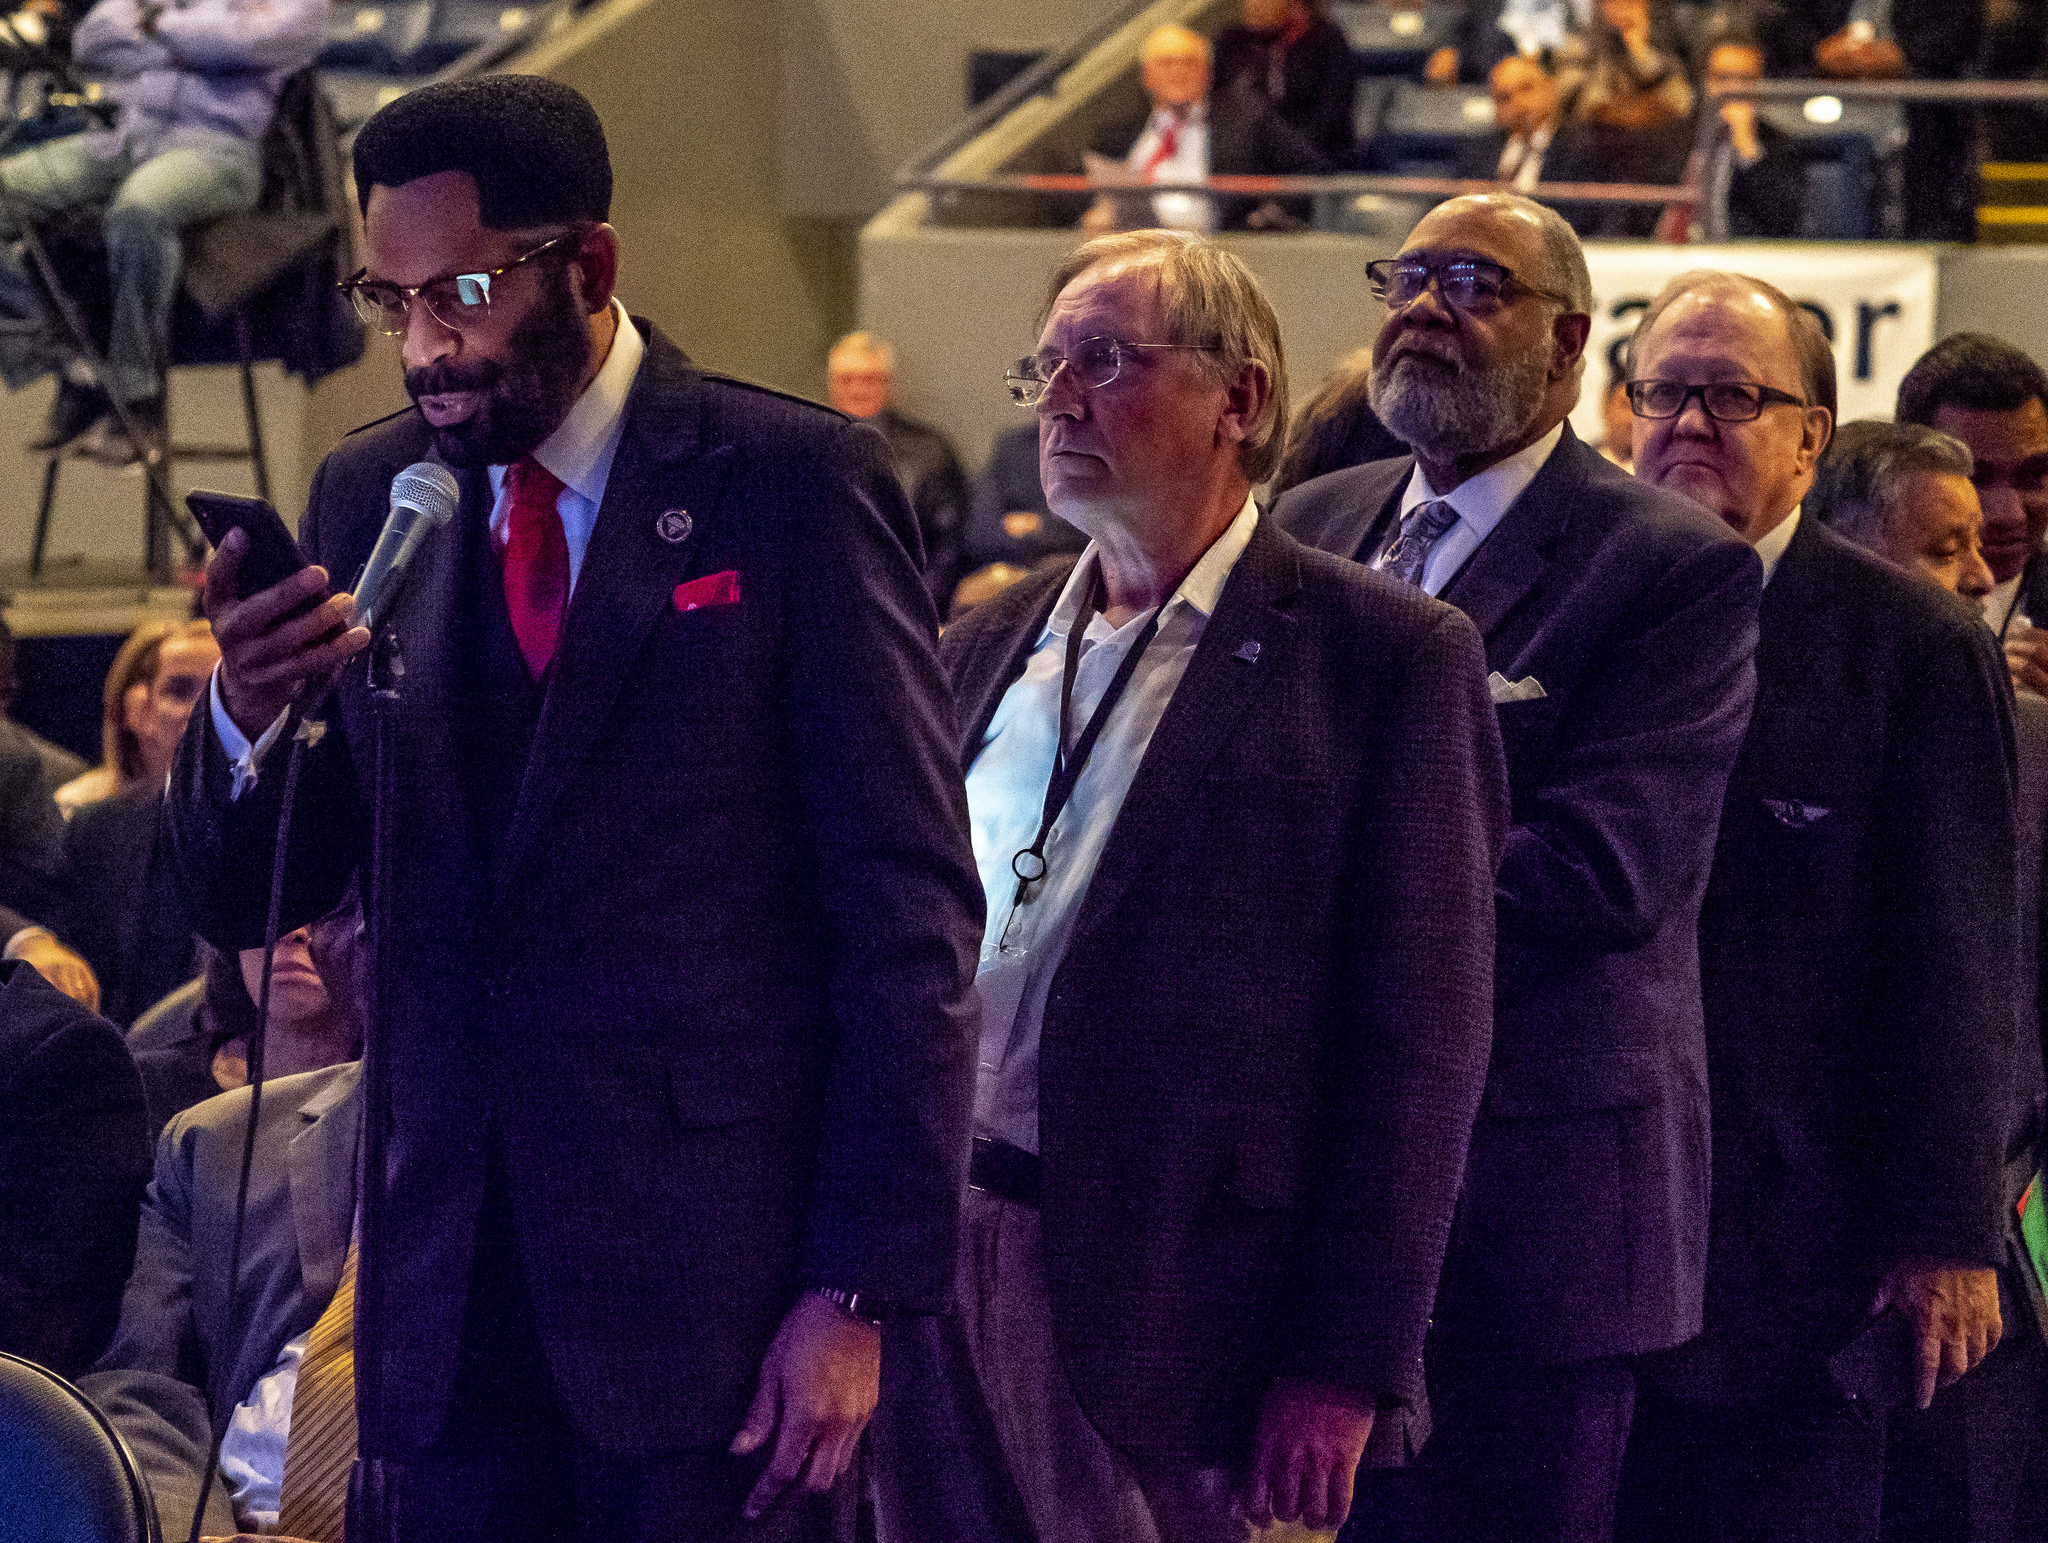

{"left": 182, "top": 711, "right": 312, "bottom": 1543}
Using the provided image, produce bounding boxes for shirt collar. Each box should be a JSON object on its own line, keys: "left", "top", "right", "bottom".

{"left": 1984, "top": 571, "right": 2025, "bottom": 627}
{"left": 1150, "top": 99, "right": 1209, "bottom": 133}
{"left": 1400, "top": 421, "right": 1565, "bottom": 537}
{"left": 522, "top": 299, "right": 643, "bottom": 501}
{"left": 1044, "top": 492, "right": 1259, "bottom": 643}
{"left": 1754, "top": 505, "right": 1801, "bottom": 584}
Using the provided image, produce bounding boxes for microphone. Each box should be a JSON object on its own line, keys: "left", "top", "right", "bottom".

{"left": 351, "top": 462, "right": 460, "bottom": 636}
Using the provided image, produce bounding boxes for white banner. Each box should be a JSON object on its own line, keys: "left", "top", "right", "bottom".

{"left": 1570, "top": 243, "right": 1939, "bottom": 446}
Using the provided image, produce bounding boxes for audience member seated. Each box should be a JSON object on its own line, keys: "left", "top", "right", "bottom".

{"left": 959, "top": 420, "right": 1086, "bottom": 579}
{"left": 1429, "top": 0, "right": 1593, "bottom": 86}
{"left": 1467, "top": 55, "right": 1586, "bottom": 193}
{"left": 1213, "top": 0, "right": 1361, "bottom": 163}
{"left": 56, "top": 618, "right": 216, "bottom": 1025}
{"left": 1550, "top": 0, "right": 1694, "bottom": 233}
{"left": 1083, "top": 23, "right": 1331, "bottom": 234}
{"left": 0, "top": 0, "right": 325, "bottom": 466}
{"left": 1809, "top": 420, "right": 1995, "bottom": 598}
{"left": 1750, "top": 0, "right": 1977, "bottom": 239}
{"left": 0, "top": 619, "right": 85, "bottom": 800}
{"left": 1659, "top": 36, "right": 1806, "bottom": 241}
{"left": 0, "top": 956, "right": 149, "bottom": 1378}
{"left": 827, "top": 331, "right": 970, "bottom": 609}
{"left": 55, "top": 617, "right": 181, "bottom": 818}
{"left": 1895, "top": 333, "right": 2048, "bottom": 663}
{"left": 80, "top": 897, "right": 362, "bottom": 1540}
{"left": 1268, "top": 345, "right": 1405, "bottom": 495}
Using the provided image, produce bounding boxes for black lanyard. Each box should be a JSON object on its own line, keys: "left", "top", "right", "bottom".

{"left": 1009, "top": 571, "right": 1164, "bottom": 909}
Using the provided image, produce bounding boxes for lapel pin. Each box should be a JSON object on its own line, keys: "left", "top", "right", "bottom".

{"left": 1233, "top": 640, "right": 1262, "bottom": 663}
{"left": 656, "top": 509, "right": 693, "bottom": 543}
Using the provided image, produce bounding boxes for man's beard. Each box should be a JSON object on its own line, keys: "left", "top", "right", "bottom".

{"left": 404, "top": 267, "right": 594, "bottom": 468}
{"left": 1369, "top": 338, "right": 1551, "bottom": 459}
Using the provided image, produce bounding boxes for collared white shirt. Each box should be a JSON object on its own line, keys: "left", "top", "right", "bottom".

{"left": 1498, "top": 126, "right": 1553, "bottom": 193}
{"left": 1754, "top": 505, "right": 1801, "bottom": 585}
{"left": 966, "top": 495, "right": 1258, "bottom": 1154}
{"left": 210, "top": 301, "right": 646, "bottom": 790}
{"left": 216, "top": 1328, "right": 310, "bottom": 1530}
{"left": 1986, "top": 572, "right": 2031, "bottom": 635}
{"left": 1374, "top": 423, "right": 1565, "bottom": 595}
{"left": 1126, "top": 101, "right": 1214, "bottom": 233}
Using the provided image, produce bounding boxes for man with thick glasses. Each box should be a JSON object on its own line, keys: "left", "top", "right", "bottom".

{"left": 875, "top": 227, "right": 1505, "bottom": 1543}
{"left": 1618, "top": 272, "right": 2017, "bottom": 1543}
{"left": 1275, "top": 194, "right": 1762, "bottom": 1543}
{"left": 163, "top": 75, "right": 982, "bottom": 1543}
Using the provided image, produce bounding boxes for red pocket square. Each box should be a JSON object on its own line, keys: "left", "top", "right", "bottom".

{"left": 673, "top": 570, "right": 741, "bottom": 612}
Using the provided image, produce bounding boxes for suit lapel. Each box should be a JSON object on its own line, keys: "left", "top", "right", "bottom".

{"left": 953, "top": 571, "right": 1069, "bottom": 770}
{"left": 287, "top": 1064, "right": 362, "bottom": 1307}
{"left": 497, "top": 332, "right": 729, "bottom": 894}
{"left": 1439, "top": 426, "right": 1587, "bottom": 640}
{"left": 1067, "top": 519, "right": 1302, "bottom": 946}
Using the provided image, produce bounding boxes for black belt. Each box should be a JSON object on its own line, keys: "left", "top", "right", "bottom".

{"left": 970, "top": 1136, "right": 1043, "bottom": 1207}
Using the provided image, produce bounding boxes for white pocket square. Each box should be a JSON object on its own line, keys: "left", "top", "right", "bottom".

{"left": 1488, "top": 672, "right": 1547, "bottom": 704}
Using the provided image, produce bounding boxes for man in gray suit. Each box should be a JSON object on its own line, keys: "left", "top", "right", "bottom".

{"left": 80, "top": 1060, "right": 359, "bottom": 1540}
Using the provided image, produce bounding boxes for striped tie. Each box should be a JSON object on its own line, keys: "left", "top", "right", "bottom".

{"left": 276, "top": 1234, "right": 359, "bottom": 1542}
{"left": 1381, "top": 499, "right": 1460, "bottom": 589}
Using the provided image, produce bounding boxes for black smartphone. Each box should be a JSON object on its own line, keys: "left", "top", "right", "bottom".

{"left": 1827, "top": 1305, "right": 1919, "bottom": 1422}
{"left": 187, "top": 490, "right": 310, "bottom": 599}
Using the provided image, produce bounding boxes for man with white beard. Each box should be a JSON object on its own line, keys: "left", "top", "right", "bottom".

{"left": 1275, "top": 195, "right": 1764, "bottom": 1543}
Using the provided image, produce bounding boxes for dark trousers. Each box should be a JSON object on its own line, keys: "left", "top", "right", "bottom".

{"left": 1617, "top": 1388, "right": 1887, "bottom": 1543}
{"left": 357, "top": 1156, "right": 841, "bottom": 1543}
{"left": 1882, "top": 1301, "right": 2048, "bottom": 1543}
{"left": 1341, "top": 1352, "right": 1637, "bottom": 1543}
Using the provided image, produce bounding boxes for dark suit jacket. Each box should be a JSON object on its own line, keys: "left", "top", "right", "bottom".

{"left": 0, "top": 716, "right": 68, "bottom": 927}
{"left": 942, "top": 518, "right": 1508, "bottom": 1461}
{"left": 81, "top": 1061, "right": 360, "bottom": 1539}
{"left": 1458, "top": 118, "right": 1692, "bottom": 237}
{"left": 0, "top": 959, "right": 150, "bottom": 1376}
{"left": 867, "top": 406, "right": 971, "bottom": 608}
{"left": 57, "top": 782, "right": 198, "bottom": 1027}
{"left": 1725, "top": 119, "right": 1808, "bottom": 239}
{"left": 2004, "top": 690, "right": 2048, "bottom": 1341}
{"left": 1658, "top": 517, "right": 2018, "bottom": 1403}
{"left": 1213, "top": 16, "right": 1362, "bottom": 162}
{"left": 164, "top": 323, "right": 984, "bottom": 1455}
{"left": 1274, "top": 426, "right": 1764, "bottom": 1364}
{"left": 961, "top": 422, "right": 1086, "bottom": 574}
{"left": 1092, "top": 85, "right": 1333, "bottom": 229}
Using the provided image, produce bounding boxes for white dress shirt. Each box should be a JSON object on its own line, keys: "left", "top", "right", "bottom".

{"left": 210, "top": 301, "right": 646, "bottom": 791}
{"left": 965, "top": 495, "right": 1258, "bottom": 1154}
{"left": 1126, "top": 101, "right": 1214, "bottom": 233}
{"left": 216, "top": 1328, "right": 310, "bottom": 1530}
{"left": 1497, "top": 126, "right": 1552, "bottom": 193}
{"left": 1754, "top": 505, "right": 1801, "bottom": 585}
{"left": 1986, "top": 572, "right": 2031, "bottom": 635}
{"left": 1373, "top": 423, "right": 1565, "bottom": 595}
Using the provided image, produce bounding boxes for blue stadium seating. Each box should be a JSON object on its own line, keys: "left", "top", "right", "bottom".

{"left": 1331, "top": 2, "right": 1461, "bottom": 79}
{"left": 1757, "top": 95, "right": 1904, "bottom": 240}
{"left": 1363, "top": 81, "right": 1495, "bottom": 177}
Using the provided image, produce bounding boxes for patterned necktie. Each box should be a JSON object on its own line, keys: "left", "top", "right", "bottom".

{"left": 501, "top": 457, "right": 570, "bottom": 679}
{"left": 1381, "top": 499, "right": 1460, "bottom": 588}
{"left": 1140, "top": 114, "right": 1183, "bottom": 179}
{"left": 277, "top": 1234, "right": 359, "bottom": 1542}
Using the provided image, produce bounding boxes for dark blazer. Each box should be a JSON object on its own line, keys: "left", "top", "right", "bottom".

{"left": 81, "top": 1061, "right": 361, "bottom": 1538}
{"left": 866, "top": 406, "right": 971, "bottom": 609}
{"left": 0, "top": 716, "right": 68, "bottom": 926}
{"left": 1274, "top": 426, "right": 1764, "bottom": 1364}
{"left": 1091, "top": 85, "right": 1333, "bottom": 229}
{"left": 1658, "top": 517, "right": 2018, "bottom": 1403}
{"left": 2006, "top": 691, "right": 2048, "bottom": 1342}
{"left": 1724, "top": 119, "right": 1808, "bottom": 239}
{"left": 0, "top": 959, "right": 150, "bottom": 1376}
{"left": 57, "top": 782, "right": 199, "bottom": 1027}
{"left": 1213, "top": 16, "right": 1362, "bottom": 162}
{"left": 960, "top": 422, "right": 1086, "bottom": 574}
{"left": 163, "top": 323, "right": 984, "bottom": 1455}
{"left": 942, "top": 518, "right": 1508, "bottom": 1461}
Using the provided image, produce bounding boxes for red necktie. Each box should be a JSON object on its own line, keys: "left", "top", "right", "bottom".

{"left": 501, "top": 457, "right": 569, "bottom": 679}
{"left": 1140, "top": 115, "right": 1182, "bottom": 179}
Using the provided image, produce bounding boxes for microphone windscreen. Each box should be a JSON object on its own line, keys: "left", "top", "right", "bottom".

{"left": 390, "top": 462, "right": 460, "bottom": 526}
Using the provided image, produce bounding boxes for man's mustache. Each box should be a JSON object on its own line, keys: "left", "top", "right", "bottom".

{"left": 405, "top": 358, "right": 504, "bottom": 398}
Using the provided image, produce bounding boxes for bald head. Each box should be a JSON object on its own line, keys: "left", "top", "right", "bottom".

{"left": 1142, "top": 24, "right": 1212, "bottom": 108}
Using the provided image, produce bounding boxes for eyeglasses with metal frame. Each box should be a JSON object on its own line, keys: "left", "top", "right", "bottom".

{"left": 1366, "top": 256, "right": 1575, "bottom": 314}
{"left": 340, "top": 228, "right": 587, "bottom": 337}
{"left": 1005, "top": 335, "right": 1219, "bottom": 406}
{"left": 1625, "top": 379, "right": 1808, "bottom": 422}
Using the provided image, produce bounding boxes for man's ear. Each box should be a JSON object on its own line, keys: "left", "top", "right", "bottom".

{"left": 1552, "top": 311, "right": 1593, "bottom": 382}
{"left": 1218, "top": 358, "right": 1272, "bottom": 448}
{"left": 571, "top": 223, "right": 620, "bottom": 317}
{"left": 1800, "top": 406, "right": 1834, "bottom": 472}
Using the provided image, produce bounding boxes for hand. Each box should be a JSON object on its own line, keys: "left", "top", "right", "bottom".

{"left": 2008, "top": 627, "right": 2048, "bottom": 696}
{"left": 1080, "top": 195, "right": 1119, "bottom": 234}
{"left": 11, "top": 933, "right": 98, "bottom": 1010}
{"left": 1241, "top": 1379, "right": 1375, "bottom": 1531}
{"left": 1424, "top": 46, "right": 1459, "bottom": 86}
{"left": 1719, "top": 99, "right": 1761, "bottom": 160}
{"left": 1872, "top": 1257, "right": 2002, "bottom": 1409}
{"left": 205, "top": 529, "right": 367, "bottom": 739}
{"left": 730, "top": 1292, "right": 880, "bottom": 1520}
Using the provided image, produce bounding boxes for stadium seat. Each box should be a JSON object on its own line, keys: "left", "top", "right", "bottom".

{"left": 0, "top": 1352, "right": 159, "bottom": 1543}
{"left": 1331, "top": 2, "right": 1461, "bottom": 79}
{"left": 319, "top": 0, "right": 434, "bottom": 75}
{"left": 1759, "top": 95, "right": 1904, "bottom": 240}
{"left": 1364, "top": 81, "right": 1494, "bottom": 177}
